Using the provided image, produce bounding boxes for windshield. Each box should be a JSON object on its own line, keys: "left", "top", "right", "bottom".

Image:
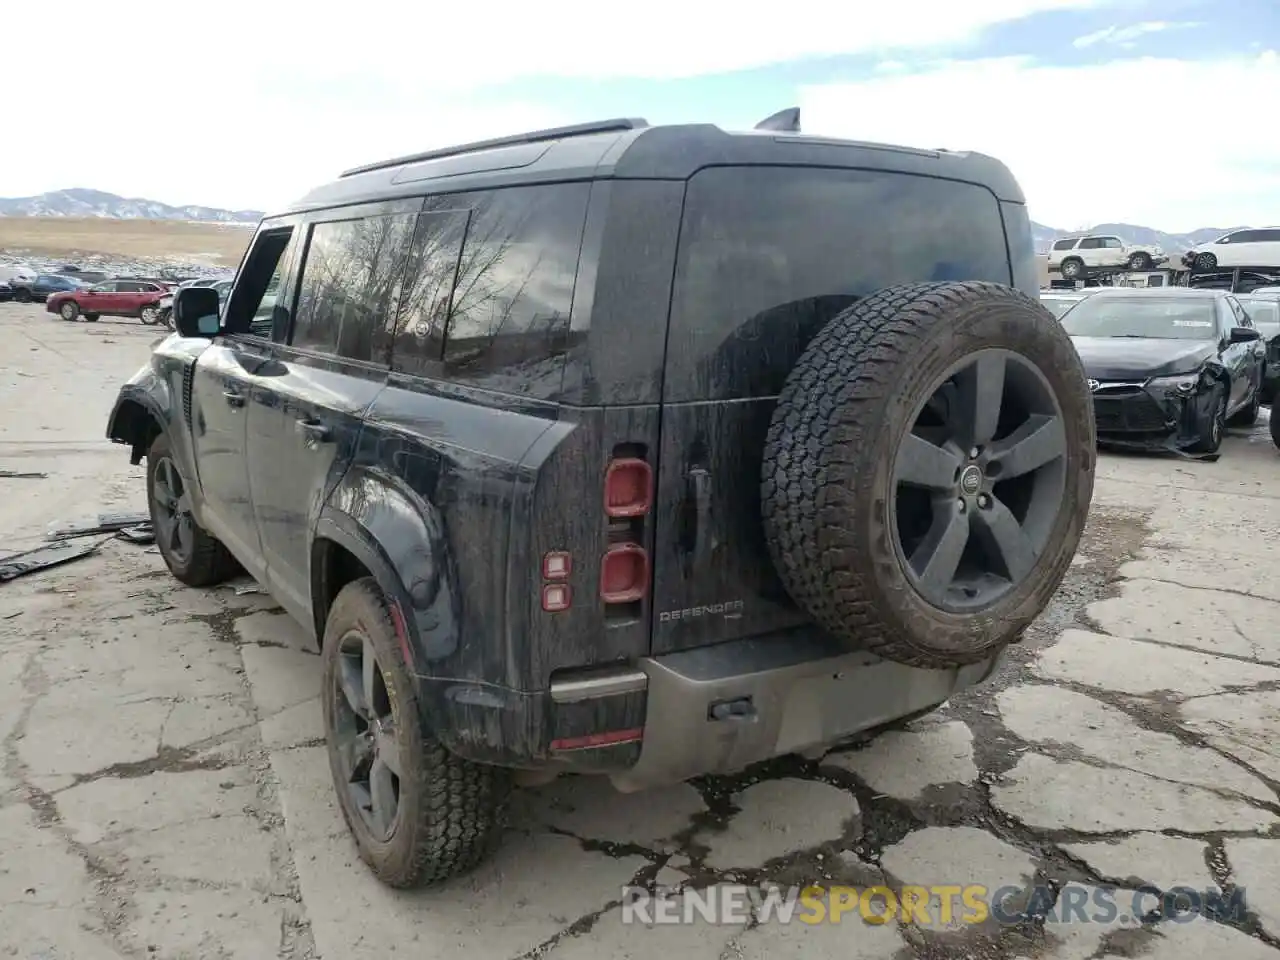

{"left": 1040, "top": 297, "right": 1080, "bottom": 319}
{"left": 1062, "top": 296, "right": 1219, "bottom": 340}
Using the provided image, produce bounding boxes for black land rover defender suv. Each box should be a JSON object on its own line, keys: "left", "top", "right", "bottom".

{"left": 106, "top": 112, "right": 1095, "bottom": 888}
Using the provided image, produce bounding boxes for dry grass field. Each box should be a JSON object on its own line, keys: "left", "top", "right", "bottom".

{"left": 0, "top": 216, "right": 254, "bottom": 266}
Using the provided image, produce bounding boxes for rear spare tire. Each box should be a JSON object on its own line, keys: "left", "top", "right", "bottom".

{"left": 761, "top": 281, "right": 1095, "bottom": 668}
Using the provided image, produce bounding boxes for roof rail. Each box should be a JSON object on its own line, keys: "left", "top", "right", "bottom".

{"left": 339, "top": 117, "right": 650, "bottom": 178}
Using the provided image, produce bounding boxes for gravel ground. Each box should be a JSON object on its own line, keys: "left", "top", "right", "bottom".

{"left": 2, "top": 301, "right": 1279, "bottom": 960}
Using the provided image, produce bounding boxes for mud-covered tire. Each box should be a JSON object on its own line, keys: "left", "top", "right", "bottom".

{"left": 761, "top": 281, "right": 1096, "bottom": 669}
{"left": 145, "top": 432, "right": 240, "bottom": 586}
{"left": 322, "top": 577, "right": 512, "bottom": 888}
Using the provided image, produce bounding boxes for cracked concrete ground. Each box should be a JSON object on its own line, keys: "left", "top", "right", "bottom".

{"left": 2, "top": 301, "right": 1280, "bottom": 960}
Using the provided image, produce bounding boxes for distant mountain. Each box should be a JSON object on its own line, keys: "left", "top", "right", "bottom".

{"left": 0, "top": 188, "right": 262, "bottom": 224}
{"left": 1030, "top": 220, "right": 1247, "bottom": 255}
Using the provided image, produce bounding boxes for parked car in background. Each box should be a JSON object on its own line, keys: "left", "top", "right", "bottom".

{"left": 1187, "top": 269, "right": 1280, "bottom": 293}
{"left": 0, "top": 264, "right": 38, "bottom": 285}
{"left": 46, "top": 279, "right": 168, "bottom": 323}
{"left": 0, "top": 281, "right": 12, "bottom": 302}
{"left": 1048, "top": 235, "right": 1167, "bottom": 279}
{"left": 1184, "top": 229, "right": 1280, "bottom": 271}
{"left": 1237, "top": 293, "right": 1280, "bottom": 404}
{"left": 1062, "top": 288, "right": 1264, "bottom": 454}
{"left": 10, "top": 273, "right": 90, "bottom": 303}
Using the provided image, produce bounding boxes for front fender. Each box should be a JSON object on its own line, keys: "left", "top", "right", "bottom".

{"left": 106, "top": 366, "right": 175, "bottom": 463}
{"left": 315, "top": 466, "right": 462, "bottom": 669}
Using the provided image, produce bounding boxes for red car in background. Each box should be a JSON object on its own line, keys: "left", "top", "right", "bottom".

{"left": 46, "top": 279, "right": 170, "bottom": 324}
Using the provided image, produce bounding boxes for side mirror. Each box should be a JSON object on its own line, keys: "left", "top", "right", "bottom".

{"left": 1229, "top": 326, "right": 1261, "bottom": 344}
{"left": 173, "top": 287, "right": 222, "bottom": 338}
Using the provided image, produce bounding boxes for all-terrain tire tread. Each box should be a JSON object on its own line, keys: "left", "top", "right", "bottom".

{"left": 324, "top": 578, "right": 512, "bottom": 889}
{"left": 761, "top": 281, "right": 1094, "bottom": 668}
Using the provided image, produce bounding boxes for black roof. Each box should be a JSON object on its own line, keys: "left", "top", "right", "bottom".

{"left": 278, "top": 118, "right": 1026, "bottom": 217}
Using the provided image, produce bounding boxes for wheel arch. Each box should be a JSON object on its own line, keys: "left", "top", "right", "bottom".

{"left": 313, "top": 467, "right": 462, "bottom": 676}
{"left": 107, "top": 384, "right": 171, "bottom": 465}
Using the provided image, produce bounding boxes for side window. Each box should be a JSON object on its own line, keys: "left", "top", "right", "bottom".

{"left": 117, "top": 281, "right": 141, "bottom": 292}
{"left": 440, "top": 183, "right": 590, "bottom": 395}
{"left": 223, "top": 227, "right": 300, "bottom": 338}
{"left": 390, "top": 205, "right": 470, "bottom": 377}
{"left": 95, "top": 281, "right": 120, "bottom": 293}
{"left": 1052, "top": 239, "right": 1076, "bottom": 251}
{"left": 290, "top": 213, "right": 416, "bottom": 363}
{"left": 1258, "top": 230, "right": 1280, "bottom": 243}
{"left": 1078, "top": 237, "right": 1102, "bottom": 249}
{"left": 1103, "top": 237, "right": 1123, "bottom": 249}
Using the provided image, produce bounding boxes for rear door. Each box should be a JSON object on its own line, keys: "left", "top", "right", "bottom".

{"left": 244, "top": 200, "right": 418, "bottom": 622}
{"left": 650, "top": 164, "right": 1014, "bottom": 655}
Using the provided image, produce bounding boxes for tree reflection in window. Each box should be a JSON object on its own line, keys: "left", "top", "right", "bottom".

{"left": 438, "top": 183, "right": 590, "bottom": 397}
{"left": 292, "top": 213, "right": 415, "bottom": 363}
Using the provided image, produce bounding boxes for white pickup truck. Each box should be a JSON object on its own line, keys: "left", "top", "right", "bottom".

{"left": 1047, "top": 235, "right": 1167, "bottom": 278}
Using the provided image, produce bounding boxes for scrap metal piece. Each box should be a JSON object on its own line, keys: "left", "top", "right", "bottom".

{"left": 0, "top": 537, "right": 109, "bottom": 583}
{"left": 0, "top": 471, "right": 48, "bottom": 479}
{"left": 116, "top": 523, "right": 155, "bottom": 545}
{"left": 47, "top": 512, "right": 150, "bottom": 541}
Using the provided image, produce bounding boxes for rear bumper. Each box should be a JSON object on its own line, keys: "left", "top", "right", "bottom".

{"left": 608, "top": 634, "right": 1000, "bottom": 792}
{"left": 426, "top": 629, "right": 1003, "bottom": 790}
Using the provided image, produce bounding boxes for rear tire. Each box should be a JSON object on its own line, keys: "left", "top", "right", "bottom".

{"left": 140, "top": 304, "right": 161, "bottom": 325}
{"left": 145, "top": 431, "right": 240, "bottom": 586}
{"left": 761, "top": 282, "right": 1095, "bottom": 668}
{"left": 321, "top": 577, "right": 512, "bottom": 888}
{"left": 1060, "top": 258, "right": 1083, "bottom": 280}
{"left": 14, "top": 288, "right": 31, "bottom": 303}
{"left": 1128, "top": 252, "right": 1153, "bottom": 271}
{"left": 1194, "top": 252, "right": 1218, "bottom": 271}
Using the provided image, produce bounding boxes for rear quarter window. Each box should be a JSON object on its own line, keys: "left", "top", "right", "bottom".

{"left": 664, "top": 166, "right": 1011, "bottom": 402}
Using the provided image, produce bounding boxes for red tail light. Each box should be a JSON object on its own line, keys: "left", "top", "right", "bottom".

{"left": 604, "top": 458, "right": 652, "bottom": 517}
{"left": 600, "top": 543, "right": 649, "bottom": 603}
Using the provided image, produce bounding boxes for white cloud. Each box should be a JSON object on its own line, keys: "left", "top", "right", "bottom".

{"left": 801, "top": 52, "right": 1280, "bottom": 232}
{"left": 1, "top": 0, "right": 1121, "bottom": 210}
{"left": 1073, "top": 20, "right": 1198, "bottom": 48}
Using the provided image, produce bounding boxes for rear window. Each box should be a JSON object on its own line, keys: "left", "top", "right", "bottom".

{"left": 664, "top": 166, "right": 1011, "bottom": 402}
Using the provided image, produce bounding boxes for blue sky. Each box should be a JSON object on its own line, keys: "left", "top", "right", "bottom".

{"left": 4, "top": 0, "right": 1276, "bottom": 231}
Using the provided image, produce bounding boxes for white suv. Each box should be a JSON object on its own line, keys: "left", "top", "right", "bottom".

{"left": 1183, "top": 228, "right": 1280, "bottom": 271}
{"left": 1047, "top": 235, "right": 1166, "bottom": 278}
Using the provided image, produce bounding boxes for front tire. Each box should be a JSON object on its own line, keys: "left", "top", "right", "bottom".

{"left": 761, "top": 281, "right": 1095, "bottom": 668}
{"left": 322, "top": 577, "right": 512, "bottom": 888}
{"left": 14, "top": 288, "right": 31, "bottom": 303}
{"left": 1128, "top": 252, "right": 1153, "bottom": 271}
{"left": 145, "top": 431, "right": 239, "bottom": 586}
{"left": 1228, "top": 384, "right": 1260, "bottom": 427}
{"left": 1190, "top": 383, "right": 1226, "bottom": 454}
{"left": 59, "top": 301, "right": 79, "bottom": 321}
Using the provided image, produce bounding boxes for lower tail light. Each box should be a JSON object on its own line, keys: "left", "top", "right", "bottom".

{"left": 600, "top": 543, "right": 649, "bottom": 603}
{"left": 542, "top": 583, "right": 571, "bottom": 612}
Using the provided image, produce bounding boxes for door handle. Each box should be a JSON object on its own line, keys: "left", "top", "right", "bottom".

{"left": 295, "top": 418, "right": 332, "bottom": 445}
{"left": 222, "top": 390, "right": 245, "bottom": 408}
{"left": 687, "top": 466, "right": 713, "bottom": 568}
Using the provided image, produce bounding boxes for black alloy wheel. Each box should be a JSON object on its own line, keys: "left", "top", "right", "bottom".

{"left": 890, "top": 348, "right": 1068, "bottom": 612}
